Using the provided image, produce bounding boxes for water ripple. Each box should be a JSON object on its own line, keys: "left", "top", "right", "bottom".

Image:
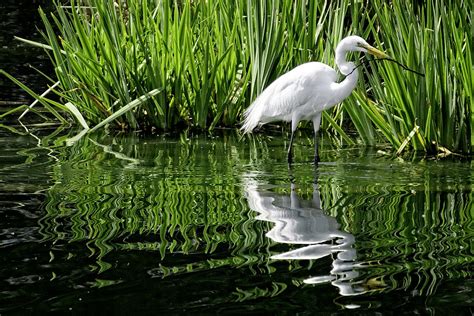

{"left": 2, "top": 128, "right": 472, "bottom": 312}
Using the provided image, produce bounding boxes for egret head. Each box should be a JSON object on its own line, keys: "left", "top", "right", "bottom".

{"left": 337, "top": 35, "right": 389, "bottom": 59}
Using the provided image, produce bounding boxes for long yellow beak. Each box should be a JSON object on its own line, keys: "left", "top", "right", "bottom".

{"left": 363, "top": 44, "right": 390, "bottom": 59}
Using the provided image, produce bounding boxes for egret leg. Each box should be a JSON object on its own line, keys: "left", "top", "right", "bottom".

{"left": 287, "top": 131, "right": 295, "bottom": 163}
{"left": 287, "top": 117, "right": 300, "bottom": 164}
{"left": 312, "top": 114, "right": 322, "bottom": 164}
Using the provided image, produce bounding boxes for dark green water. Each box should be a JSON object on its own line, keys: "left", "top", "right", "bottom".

{"left": 0, "top": 127, "right": 472, "bottom": 314}
{"left": 0, "top": 0, "right": 52, "bottom": 104}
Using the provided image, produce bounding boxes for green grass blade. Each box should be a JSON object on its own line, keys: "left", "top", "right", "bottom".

{"left": 89, "top": 88, "right": 162, "bottom": 132}
{"left": 64, "top": 102, "right": 90, "bottom": 130}
{"left": 0, "top": 70, "right": 67, "bottom": 123}
{"left": 14, "top": 36, "right": 66, "bottom": 54}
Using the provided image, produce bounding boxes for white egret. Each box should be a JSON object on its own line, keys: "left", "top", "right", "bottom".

{"left": 241, "top": 35, "right": 388, "bottom": 163}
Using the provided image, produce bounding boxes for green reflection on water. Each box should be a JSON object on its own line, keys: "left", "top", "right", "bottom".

{"left": 41, "top": 131, "right": 272, "bottom": 273}
{"left": 38, "top": 129, "right": 472, "bottom": 302}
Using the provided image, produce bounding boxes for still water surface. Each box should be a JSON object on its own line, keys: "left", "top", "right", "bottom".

{"left": 0, "top": 0, "right": 52, "bottom": 104}
{"left": 0, "top": 128, "right": 472, "bottom": 313}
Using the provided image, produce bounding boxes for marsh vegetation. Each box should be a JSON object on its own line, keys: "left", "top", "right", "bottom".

{"left": 1, "top": 0, "right": 472, "bottom": 154}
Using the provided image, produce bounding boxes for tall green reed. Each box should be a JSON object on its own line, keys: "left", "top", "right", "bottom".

{"left": 346, "top": 0, "right": 472, "bottom": 153}
{"left": 22, "top": 0, "right": 253, "bottom": 130}
{"left": 1, "top": 0, "right": 471, "bottom": 153}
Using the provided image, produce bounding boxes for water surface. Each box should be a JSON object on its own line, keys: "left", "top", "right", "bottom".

{"left": 0, "top": 127, "right": 472, "bottom": 314}
{"left": 0, "top": 0, "right": 53, "bottom": 105}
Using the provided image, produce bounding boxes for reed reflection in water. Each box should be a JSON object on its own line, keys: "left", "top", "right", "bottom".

{"left": 244, "top": 171, "right": 367, "bottom": 296}
{"left": 4, "top": 128, "right": 469, "bottom": 313}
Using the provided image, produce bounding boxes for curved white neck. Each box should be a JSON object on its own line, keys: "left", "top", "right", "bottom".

{"left": 331, "top": 47, "right": 359, "bottom": 104}
{"left": 335, "top": 46, "right": 357, "bottom": 76}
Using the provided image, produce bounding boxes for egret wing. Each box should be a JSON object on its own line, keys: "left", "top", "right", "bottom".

{"left": 257, "top": 62, "right": 337, "bottom": 122}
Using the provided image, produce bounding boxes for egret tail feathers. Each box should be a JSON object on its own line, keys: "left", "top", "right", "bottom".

{"left": 240, "top": 100, "right": 263, "bottom": 134}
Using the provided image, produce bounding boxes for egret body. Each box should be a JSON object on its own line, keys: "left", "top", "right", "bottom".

{"left": 241, "top": 35, "right": 388, "bottom": 163}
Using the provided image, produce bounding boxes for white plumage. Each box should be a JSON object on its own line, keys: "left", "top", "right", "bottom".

{"left": 241, "top": 62, "right": 337, "bottom": 133}
{"left": 241, "top": 35, "right": 388, "bottom": 163}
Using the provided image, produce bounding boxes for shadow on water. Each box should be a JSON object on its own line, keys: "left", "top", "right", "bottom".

{"left": 0, "top": 126, "right": 473, "bottom": 313}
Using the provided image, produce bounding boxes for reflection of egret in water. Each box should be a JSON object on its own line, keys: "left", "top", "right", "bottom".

{"left": 244, "top": 172, "right": 366, "bottom": 296}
